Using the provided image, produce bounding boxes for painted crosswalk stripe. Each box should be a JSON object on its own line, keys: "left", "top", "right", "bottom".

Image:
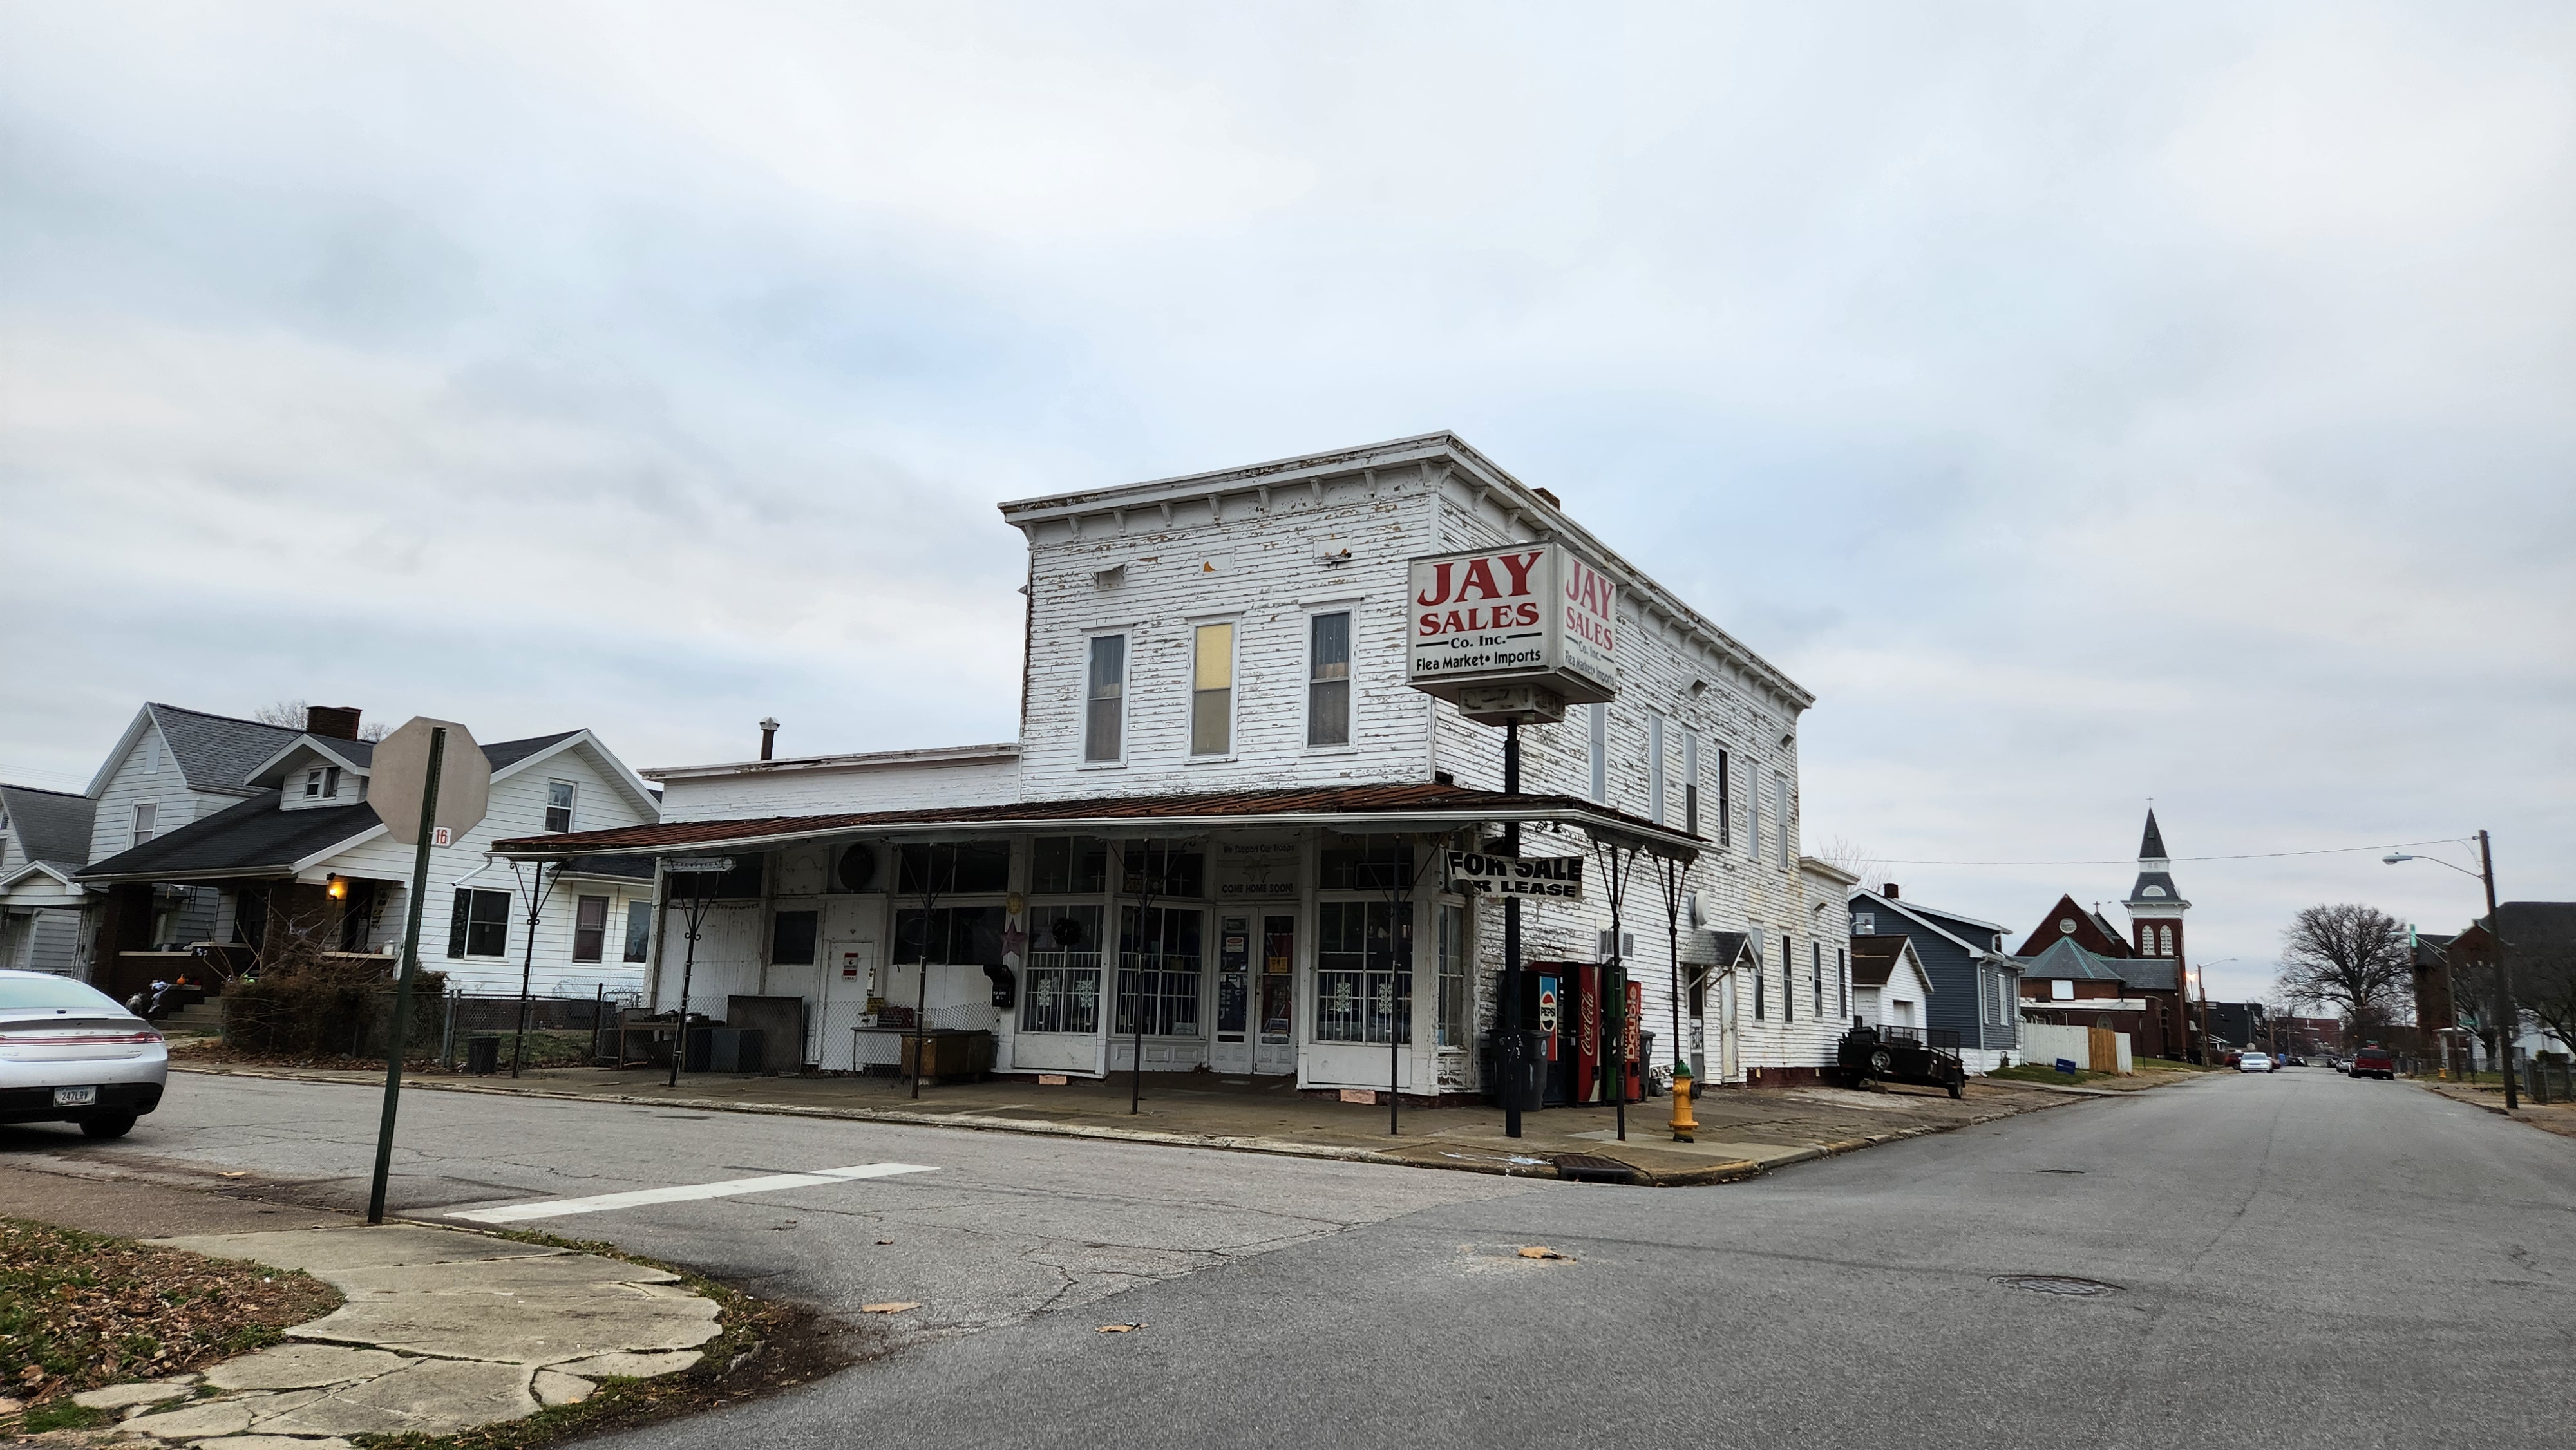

{"left": 446, "top": 1163, "right": 939, "bottom": 1225}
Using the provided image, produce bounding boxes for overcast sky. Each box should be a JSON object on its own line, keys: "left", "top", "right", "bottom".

{"left": 5, "top": 3, "right": 2569, "bottom": 1002}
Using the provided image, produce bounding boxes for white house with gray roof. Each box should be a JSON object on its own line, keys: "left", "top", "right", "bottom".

{"left": 64, "top": 706, "right": 662, "bottom": 1006}
{"left": 0, "top": 783, "right": 99, "bottom": 975}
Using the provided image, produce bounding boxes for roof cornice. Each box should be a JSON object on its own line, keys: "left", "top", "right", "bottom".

{"left": 996, "top": 434, "right": 1814, "bottom": 713}
{"left": 646, "top": 742, "right": 1021, "bottom": 783}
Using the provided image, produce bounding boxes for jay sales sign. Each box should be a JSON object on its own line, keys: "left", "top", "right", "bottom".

{"left": 1405, "top": 542, "right": 1618, "bottom": 703}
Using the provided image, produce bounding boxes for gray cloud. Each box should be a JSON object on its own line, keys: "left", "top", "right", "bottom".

{"left": 3, "top": 1, "right": 2570, "bottom": 999}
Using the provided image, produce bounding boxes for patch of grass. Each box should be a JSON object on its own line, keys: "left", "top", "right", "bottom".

{"left": 345, "top": 1223, "right": 868, "bottom": 1450}
{"left": 22, "top": 1400, "right": 106, "bottom": 1433}
{"left": 2134, "top": 1057, "right": 2223, "bottom": 1073}
{"left": 1987, "top": 1062, "right": 2120, "bottom": 1087}
{"left": 0, "top": 1217, "right": 341, "bottom": 1431}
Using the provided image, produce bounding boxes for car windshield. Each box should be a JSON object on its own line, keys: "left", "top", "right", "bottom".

{"left": 0, "top": 975, "right": 126, "bottom": 1013}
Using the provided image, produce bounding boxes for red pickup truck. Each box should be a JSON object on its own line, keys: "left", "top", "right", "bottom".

{"left": 2349, "top": 1045, "right": 2397, "bottom": 1080}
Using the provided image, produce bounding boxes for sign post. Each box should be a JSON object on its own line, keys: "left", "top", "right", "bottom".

{"left": 1405, "top": 540, "right": 1619, "bottom": 1140}
{"left": 658, "top": 856, "right": 734, "bottom": 1089}
{"left": 363, "top": 717, "right": 490, "bottom": 1225}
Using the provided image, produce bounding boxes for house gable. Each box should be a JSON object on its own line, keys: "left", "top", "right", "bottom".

{"left": 2016, "top": 892, "right": 2136, "bottom": 958}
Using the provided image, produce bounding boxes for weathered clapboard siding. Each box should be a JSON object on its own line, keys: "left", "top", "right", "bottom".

{"left": 657, "top": 754, "right": 1021, "bottom": 824}
{"left": 1016, "top": 480, "right": 1441, "bottom": 798}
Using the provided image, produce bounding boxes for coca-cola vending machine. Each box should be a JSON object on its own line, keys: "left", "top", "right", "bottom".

{"left": 1534, "top": 960, "right": 1642, "bottom": 1105}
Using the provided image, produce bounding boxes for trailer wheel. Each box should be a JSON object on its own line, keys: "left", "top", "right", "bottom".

{"left": 1946, "top": 1077, "right": 1964, "bottom": 1100}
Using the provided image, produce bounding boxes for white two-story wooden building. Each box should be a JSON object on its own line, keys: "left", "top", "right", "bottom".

{"left": 498, "top": 435, "right": 1838, "bottom": 1095}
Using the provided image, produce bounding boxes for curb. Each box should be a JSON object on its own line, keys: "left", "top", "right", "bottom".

{"left": 173, "top": 1064, "right": 2112, "bottom": 1189}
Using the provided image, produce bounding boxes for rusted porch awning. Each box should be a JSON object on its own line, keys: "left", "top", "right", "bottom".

{"left": 488, "top": 782, "right": 1700, "bottom": 862}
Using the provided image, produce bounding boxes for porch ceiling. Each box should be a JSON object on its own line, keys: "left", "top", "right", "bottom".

{"left": 488, "top": 782, "right": 1702, "bottom": 862}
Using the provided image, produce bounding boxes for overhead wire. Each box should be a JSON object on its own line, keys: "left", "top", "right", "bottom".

{"left": 1865, "top": 836, "right": 2472, "bottom": 869}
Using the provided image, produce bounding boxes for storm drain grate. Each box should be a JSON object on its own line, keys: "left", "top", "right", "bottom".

{"left": 1993, "top": 1274, "right": 2121, "bottom": 1297}
{"left": 1553, "top": 1154, "right": 1642, "bottom": 1184}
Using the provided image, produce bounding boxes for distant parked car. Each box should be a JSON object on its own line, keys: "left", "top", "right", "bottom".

{"left": 2281, "top": 1055, "right": 2306, "bottom": 1068}
{"left": 0, "top": 970, "right": 167, "bottom": 1138}
{"left": 2239, "top": 1052, "right": 2275, "bottom": 1074}
{"left": 2350, "top": 1046, "right": 2397, "bottom": 1080}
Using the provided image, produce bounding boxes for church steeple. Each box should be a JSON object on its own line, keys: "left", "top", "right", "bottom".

{"left": 2124, "top": 808, "right": 2188, "bottom": 962}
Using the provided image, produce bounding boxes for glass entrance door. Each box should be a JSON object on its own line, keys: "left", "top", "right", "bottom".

{"left": 1213, "top": 914, "right": 1253, "bottom": 1074}
{"left": 1255, "top": 913, "right": 1296, "bottom": 1074}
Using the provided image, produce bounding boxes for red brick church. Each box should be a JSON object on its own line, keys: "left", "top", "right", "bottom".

{"left": 2012, "top": 811, "right": 2197, "bottom": 1061}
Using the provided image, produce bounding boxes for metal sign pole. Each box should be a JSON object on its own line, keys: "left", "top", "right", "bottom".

{"left": 1501, "top": 724, "right": 1523, "bottom": 1140}
{"left": 366, "top": 726, "right": 445, "bottom": 1225}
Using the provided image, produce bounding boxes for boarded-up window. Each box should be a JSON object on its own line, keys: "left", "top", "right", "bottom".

{"left": 770, "top": 909, "right": 819, "bottom": 966}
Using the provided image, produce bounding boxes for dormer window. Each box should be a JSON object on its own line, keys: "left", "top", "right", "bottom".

{"left": 2142, "top": 886, "right": 2167, "bottom": 898}
{"left": 305, "top": 766, "right": 343, "bottom": 799}
{"left": 305, "top": 768, "right": 323, "bottom": 797}
{"left": 545, "top": 780, "right": 576, "bottom": 833}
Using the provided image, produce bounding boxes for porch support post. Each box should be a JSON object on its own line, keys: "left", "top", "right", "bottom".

{"left": 1501, "top": 723, "right": 1523, "bottom": 1139}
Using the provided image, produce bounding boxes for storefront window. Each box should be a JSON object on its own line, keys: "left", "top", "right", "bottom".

{"left": 1116, "top": 905, "right": 1202, "bottom": 1036}
{"left": 897, "top": 842, "right": 1010, "bottom": 896}
{"left": 1316, "top": 900, "right": 1410, "bottom": 1044}
{"left": 1115, "top": 842, "right": 1204, "bottom": 899}
{"left": 1435, "top": 903, "right": 1467, "bottom": 1048}
{"left": 892, "top": 906, "right": 1007, "bottom": 966}
{"left": 1032, "top": 836, "right": 1108, "bottom": 895}
{"left": 1023, "top": 903, "right": 1103, "bottom": 1035}
{"left": 1318, "top": 839, "right": 1412, "bottom": 892}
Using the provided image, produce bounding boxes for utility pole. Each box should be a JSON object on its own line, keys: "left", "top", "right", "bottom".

{"left": 2480, "top": 829, "right": 2516, "bottom": 1111}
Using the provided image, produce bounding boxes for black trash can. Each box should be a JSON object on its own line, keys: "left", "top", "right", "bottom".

{"left": 682, "top": 1026, "right": 715, "bottom": 1073}
{"left": 465, "top": 1035, "right": 500, "bottom": 1075}
{"left": 709, "top": 1028, "right": 766, "bottom": 1075}
{"left": 1489, "top": 1027, "right": 1548, "bottom": 1113}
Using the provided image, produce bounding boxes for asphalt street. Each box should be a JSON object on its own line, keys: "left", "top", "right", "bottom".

{"left": 5, "top": 1066, "right": 2568, "bottom": 1448}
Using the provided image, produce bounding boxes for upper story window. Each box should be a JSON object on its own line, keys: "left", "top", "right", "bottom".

{"left": 302, "top": 766, "right": 343, "bottom": 800}
{"left": 305, "top": 767, "right": 324, "bottom": 797}
{"left": 1191, "top": 622, "right": 1235, "bottom": 756}
{"left": 545, "top": 780, "right": 576, "bottom": 833}
{"left": 131, "top": 802, "right": 156, "bottom": 846}
{"left": 1307, "top": 612, "right": 1351, "bottom": 748}
{"left": 1587, "top": 704, "right": 1607, "bottom": 804}
{"left": 146, "top": 737, "right": 162, "bottom": 775}
{"left": 1717, "top": 748, "right": 1731, "bottom": 849}
{"left": 1773, "top": 773, "right": 1792, "bottom": 867}
{"left": 1747, "top": 764, "right": 1761, "bottom": 860}
{"left": 1084, "top": 635, "right": 1126, "bottom": 763}
{"left": 1683, "top": 733, "right": 1700, "bottom": 836}
{"left": 1032, "top": 836, "right": 1109, "bottom": 894}
{"left": 1647, "top": 713, "right": 1667, "bottom": 825}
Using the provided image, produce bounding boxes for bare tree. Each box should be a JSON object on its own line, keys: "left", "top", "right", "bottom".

{"left": 252, "top": 699, "right": 388, "bottom": 742}
{"left": 1814, "top": 835, "right": 1888, "bottom": 894}
{"left": 2499, "top": 907, "right": 2576, "bottom": 1059}
{"left": 2276, "top": 904, "right": 2412, "bottom": 1032}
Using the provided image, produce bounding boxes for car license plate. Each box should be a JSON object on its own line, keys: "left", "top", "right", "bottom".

{"left": 52, "top": 1086, "right": 98, "bottom": 1106}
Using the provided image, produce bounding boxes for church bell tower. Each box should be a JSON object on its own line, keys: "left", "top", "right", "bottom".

{"left": 2123, "top": 809, "right": 2188, "bottom": 965}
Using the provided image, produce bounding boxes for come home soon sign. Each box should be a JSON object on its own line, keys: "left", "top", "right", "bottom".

{"left": 1445, "top": 851, "right": 1586, "bottom": 901}
{"left": 1405, "top": 542, "right": 1618, "bottom": 704}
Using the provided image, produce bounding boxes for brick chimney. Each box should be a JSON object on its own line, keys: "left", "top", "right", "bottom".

{"left": 1881, "top": 883, "right": 1899, "bottom": 899}
{"left": 306, "top": 706, "right": 363, "bottom": 740}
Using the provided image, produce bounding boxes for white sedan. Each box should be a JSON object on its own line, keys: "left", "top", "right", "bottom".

{"left": 0, "top": 969, "right": 168, "bottom": 1138}
{"left": 2238, "top": 1051, "right": 2276, "bottom": 1074}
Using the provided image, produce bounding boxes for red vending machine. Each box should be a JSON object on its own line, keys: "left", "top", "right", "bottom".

{"left": 1548, "top": 962, "right": 1643, "bottom": 1106}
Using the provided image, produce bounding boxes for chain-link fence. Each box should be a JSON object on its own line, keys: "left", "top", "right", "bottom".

{"left": 434, "top": 988, "right": 636, "bottom": 1072}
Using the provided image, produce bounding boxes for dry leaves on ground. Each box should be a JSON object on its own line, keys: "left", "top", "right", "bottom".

{"left": 0, "top": 1217, "right": 340, "bottom": 1408}
{"left": 1517, "top": 1246, "right": 1570, "bottom": 1261}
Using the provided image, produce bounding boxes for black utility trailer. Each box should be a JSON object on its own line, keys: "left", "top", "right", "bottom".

{"left": 1839, "top": 1023, "right": 1967, "bottom": 1098}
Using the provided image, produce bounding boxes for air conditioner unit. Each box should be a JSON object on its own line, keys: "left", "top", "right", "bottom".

{"left": 1596, "top": 929, "right": 1636, "bottom": 961}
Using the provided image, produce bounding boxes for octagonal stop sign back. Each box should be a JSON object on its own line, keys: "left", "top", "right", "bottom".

{"left": 368, "top": 717, "right": 493, "bottom": 845}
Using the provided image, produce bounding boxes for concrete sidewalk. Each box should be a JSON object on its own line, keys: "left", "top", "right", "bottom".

{"left": 169, "top": 1057, "right": 2181, "bottom": 1185}
{"left": 57, "top": 1222, "right": 717, "bottom": 1447}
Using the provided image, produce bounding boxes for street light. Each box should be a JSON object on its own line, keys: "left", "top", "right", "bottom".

{"left": 2386, "top": 833, "right": 2515, "bottom": 1110}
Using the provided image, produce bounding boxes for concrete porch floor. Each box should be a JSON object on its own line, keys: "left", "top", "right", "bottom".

{"left": 173, "top": 1051, "right": 2148, "bottom": 1185}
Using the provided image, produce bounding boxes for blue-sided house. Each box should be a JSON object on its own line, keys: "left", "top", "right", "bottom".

{"left": 1846, "top": 883, "right": 2022, "bottom": 1072}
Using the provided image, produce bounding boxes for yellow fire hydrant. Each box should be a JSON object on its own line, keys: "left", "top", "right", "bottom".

{"left": 1669, "top": 1061, "right": 1697, "bottom": 1142}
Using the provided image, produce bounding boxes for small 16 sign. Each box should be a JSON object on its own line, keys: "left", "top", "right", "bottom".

{"left": 1405, "top": 541, "right": 1617, "bottom": 704}
{"left": 1444, "top": 850, "right": 1585, "bottom": 901}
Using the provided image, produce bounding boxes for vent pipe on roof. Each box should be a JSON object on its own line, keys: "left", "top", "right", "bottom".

{"left": 307, "top": 706, "right": 362, "bottom": 740}
{"left": 759, "top": 717, "right": 780, "bottom": 761}
{"left": 1881, "top": 883, "right": 1899, "bottom": 899}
